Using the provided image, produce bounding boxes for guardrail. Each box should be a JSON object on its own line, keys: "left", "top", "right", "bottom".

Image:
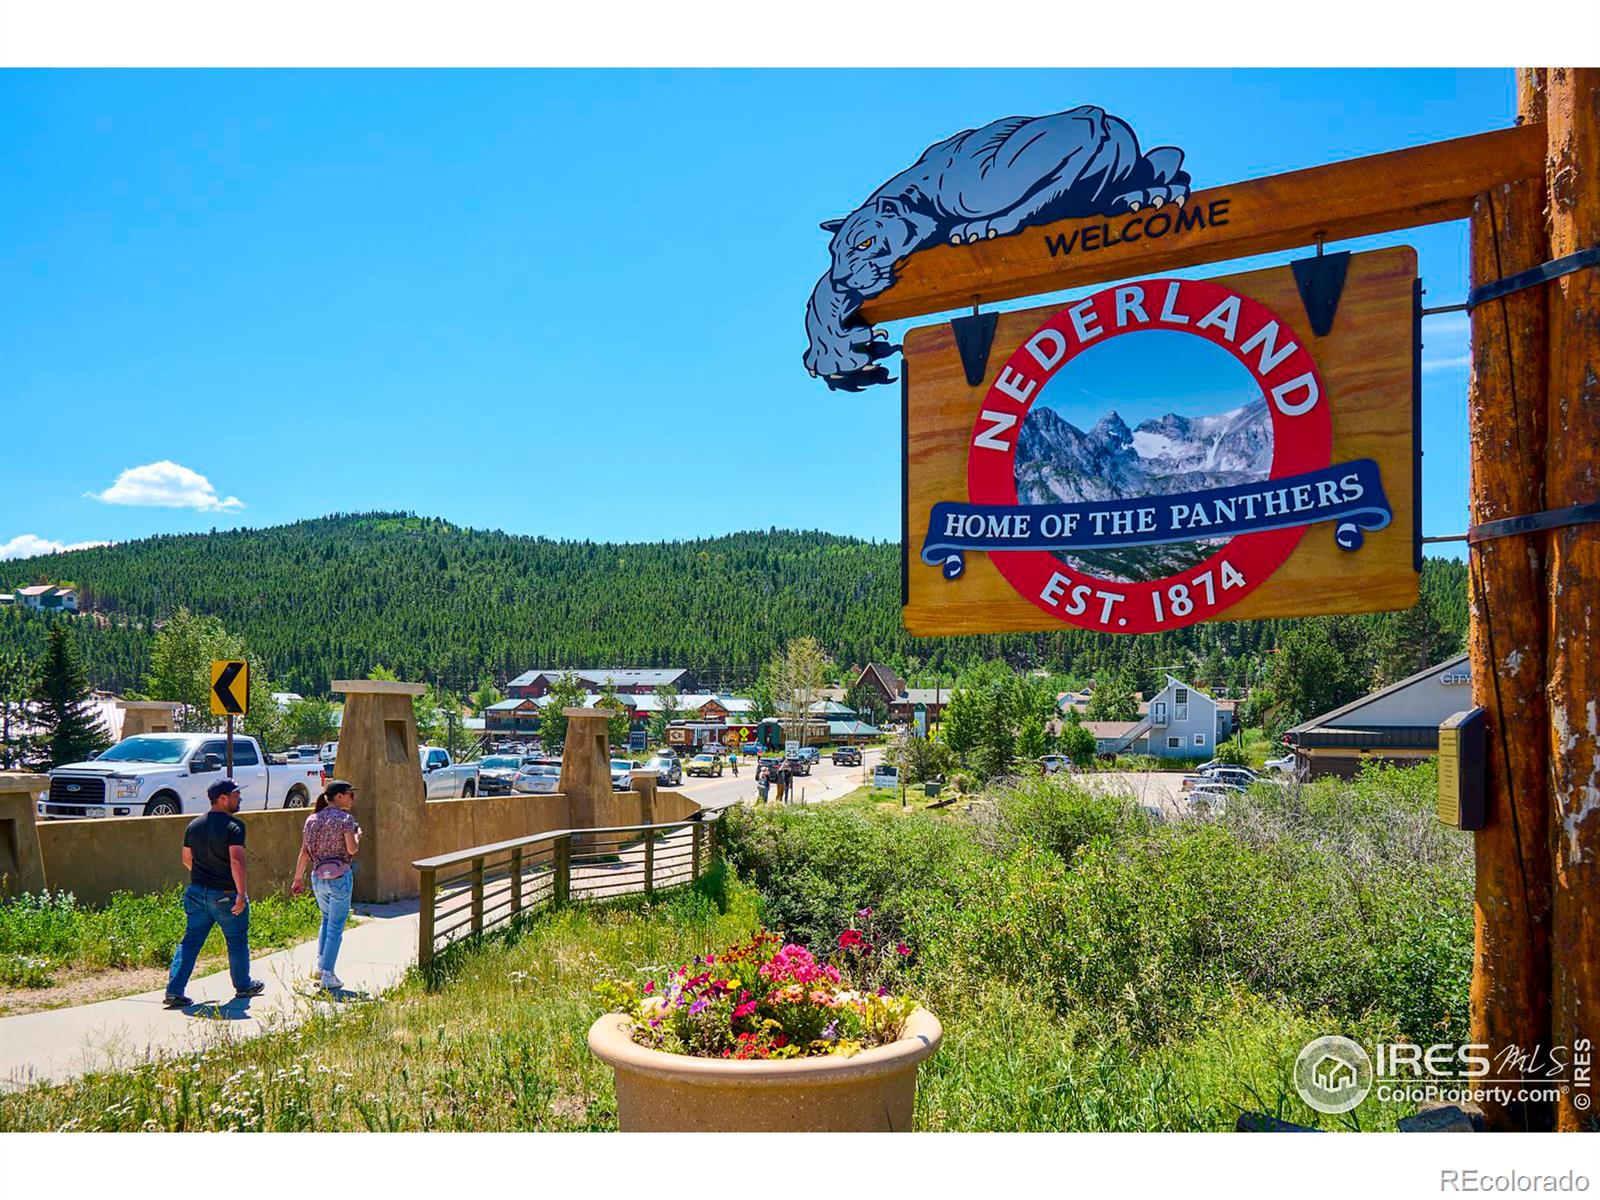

{"left": 411, "top": 812, "right": 722, "bottom": 968}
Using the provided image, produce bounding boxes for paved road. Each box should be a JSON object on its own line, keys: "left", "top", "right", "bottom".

{"left": 671, "top": 746, "right": 886, "bottom": 812}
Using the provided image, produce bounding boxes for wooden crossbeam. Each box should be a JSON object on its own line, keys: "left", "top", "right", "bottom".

{"left": 857, "top": 123, "right": 1546, "bottom": 324}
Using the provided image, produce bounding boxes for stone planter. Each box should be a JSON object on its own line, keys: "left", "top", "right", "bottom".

{"left": 588, "top": 1007, "right": 942, "bottom": 1132}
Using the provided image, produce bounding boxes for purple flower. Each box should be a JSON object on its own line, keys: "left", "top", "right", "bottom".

{"left": 857, "top": 907, "right": 873, "bottom": 919}
{"left": 822, "top": 1020, "right": 838, "bottom": 1040}
{"left": 689, "top": 998, "right": 709, "bottom": 1015}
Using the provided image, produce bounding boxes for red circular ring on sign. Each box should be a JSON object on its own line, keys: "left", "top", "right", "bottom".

{"left": 966, "top": 278, "right": 1331, "bottom": 633}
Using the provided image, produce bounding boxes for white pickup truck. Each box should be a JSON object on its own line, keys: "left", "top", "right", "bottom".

{"left": 43, "top": 732, "right": 327, "bottom": 819}
{"left": 420, "top": 746, "right": 479, "bottom": 799}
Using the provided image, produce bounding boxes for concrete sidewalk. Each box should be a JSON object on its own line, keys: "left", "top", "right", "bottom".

{"left": 0, "top": 900, "right": 421, "bottom": 1093}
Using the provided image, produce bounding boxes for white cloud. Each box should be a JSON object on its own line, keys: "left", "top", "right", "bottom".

{"left": 1423, "top": 355, "right": 1472, "bottom": 374}
{"left": 87, "top": 461, "right": 243, "bottom": 511}
{"left": 0, "top": 534, "right": 112, "bottom": 561}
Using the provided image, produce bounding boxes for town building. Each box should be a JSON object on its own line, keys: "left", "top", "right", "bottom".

{"left": 1072, "top": 676, "right": 1224, "bottom": 758}
{"left": 1284, "top": 654, "right": 1473, "bottom": 778}
{"left": 504, "top": 668, "right": 695, "bottom": 700}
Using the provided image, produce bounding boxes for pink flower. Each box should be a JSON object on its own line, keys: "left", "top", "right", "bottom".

{"left": 838, "top": 929, "right": 864, "bottom": 950}
{"left": 857, "top": 908, "right": 872, "bottom": 919}
{"left": 643, "top": 980, "right": 655, "bottom": 993}
{"left": 733, "top": 1001, "right": 757, "bottom": 1019}
{"left": 897, "top": 943, "right": 911, "bottom": 956}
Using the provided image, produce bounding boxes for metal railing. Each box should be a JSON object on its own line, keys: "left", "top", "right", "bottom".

{"left": 411, "top": 812, "right": 721, "bottom": 968}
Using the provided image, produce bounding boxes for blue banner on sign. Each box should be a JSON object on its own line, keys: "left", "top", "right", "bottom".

{"left": 922, "top": 459, "right": 1391, "bottom": 580}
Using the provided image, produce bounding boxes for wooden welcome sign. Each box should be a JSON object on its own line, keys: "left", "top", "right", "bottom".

{"left": 901, "top": 247, "right": 1419, "bottom": 636}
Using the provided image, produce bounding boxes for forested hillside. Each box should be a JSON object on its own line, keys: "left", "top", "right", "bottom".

{"left": 0, "top": 513, "right": 1468, "bottom": 698}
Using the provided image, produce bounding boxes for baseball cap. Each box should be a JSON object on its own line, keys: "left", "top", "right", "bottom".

{"left": 207, "top": 778, "right": 242, "bottom": 803}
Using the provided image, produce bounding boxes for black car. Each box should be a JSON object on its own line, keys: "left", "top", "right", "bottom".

{"left": 831, "top": 746, "right": 862, "bottom": 766}
{"left": 783, "top": 755, "right": 812, "bottom": 777}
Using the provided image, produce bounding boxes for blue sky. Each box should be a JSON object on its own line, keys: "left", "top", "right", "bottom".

{"left": 1034, "top": 332, "right": 1261, "bottom": 433}
{"left": 0, "top": 69, "right": 1508, "bottom": 559}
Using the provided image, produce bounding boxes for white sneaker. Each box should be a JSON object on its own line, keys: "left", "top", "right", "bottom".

{"left": 319, "top": 971, "right": 343, "bottom": 990}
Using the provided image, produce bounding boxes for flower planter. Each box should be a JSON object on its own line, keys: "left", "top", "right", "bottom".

{"left": 588, "top": 1007, "right": 942, "bottom": 1132}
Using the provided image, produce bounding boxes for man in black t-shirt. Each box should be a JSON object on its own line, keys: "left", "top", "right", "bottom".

{"left": 163, "top": 777, "right": 265, "bottom": 1008}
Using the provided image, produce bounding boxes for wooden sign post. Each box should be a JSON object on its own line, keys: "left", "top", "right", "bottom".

{"left": 838, "top": 72, "right": 1600, "bottom": 1130}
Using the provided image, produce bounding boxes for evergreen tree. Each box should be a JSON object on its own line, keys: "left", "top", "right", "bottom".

{"left": 33, "top": 625, "right": 110, "bottom": 767}
{"left": 1086, "top": 671, "right": 1139, "bottom": 722}
{"left": 0, "top": 646, "right": 36, "bottom": 769}
{"left": 1373, "top": 595, "right": 1460, "bottom": 688}
{"left": 595, "top": 683, "right": 632, "bottom": 749}
{"left": 648, "top": 682, "right": 681, "bottom": 745}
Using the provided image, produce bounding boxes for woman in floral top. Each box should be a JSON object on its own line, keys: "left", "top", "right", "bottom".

{"left": 291, "top": 780, "right": 361, "bottom": 991}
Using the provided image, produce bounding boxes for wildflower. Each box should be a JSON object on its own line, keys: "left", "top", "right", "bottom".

{"left": 733, "top": 1001, "right": 757, "bottom": 1019}
{"left": 643, "top": 980, "right": 654, "bottom": 994}
{"left": 856, "top": 907, "right": 872, "bottom": 919}
{"left": 897, "top": 943, "right": 911, "bottom": 956}
{"left": 837, "top": 929, "right": 864, "bottom": 950}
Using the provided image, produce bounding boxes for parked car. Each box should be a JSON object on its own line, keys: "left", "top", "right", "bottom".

{"left": 794, "top": 747, "right": 820, "bottom": 765}
{"left": 285, "top": 744, "right": 320, "bottom": 762}
{"left": 609, "top": 759, "right": 635, "bottom": 791}
{"left": 320, "top": 740, "right": 339, "bottom": 763}
{"left": 511, "top": 761, "right": 562, "bottom": 795}
{"left": 645, "top": 754, "right": 682, "bottom": 786}
{"left": 686, "top": 753, "right": 724, "bottom": 778}
{"left": 1263, "top": 754, "right": 1297, "bottom": 775}
{"left": 43, "top": 733, "right": 326, "bottom": 818}
{"left": 420, "top": 746, "right": 479, "bottom": 799}
{"left": 783, "top": 754, "right": 812, "bottom": 777}
{"left": 831, "top": 745, "right": 862, "bottom": 766}
{"left": 477, "top": 753, "right": 543, "bottom": 796}
{"left": 872, "top": 763, "right": 899, "bottom": 790}
{"left": 1181, "top": 765, "right": 1258, "bottom": 792}
{"left": 1038, "top": 754, "right": 1071, "bottom": 774}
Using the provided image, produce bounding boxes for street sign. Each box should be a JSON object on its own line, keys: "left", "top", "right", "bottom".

{"left": 901, "top": 247, "right": 1419, "bottom": 635}
{"left": 628, "top": 730, "right": 647, "bottom": 752}
{"left": 210, "top": 659, "right": 250, "bottom": 716}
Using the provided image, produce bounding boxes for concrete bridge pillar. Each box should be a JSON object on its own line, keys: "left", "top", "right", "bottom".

{"left": 559, "top": 707, "right": 614, "bottom": 842}
{"left": 116, "top": 701, "right": 181, "bottom": 738}
{"left": 332, "top": 679, "right": 427, "bottom": 903}
{"left": 0, "top": 773, "right": 47, "bottom": 897}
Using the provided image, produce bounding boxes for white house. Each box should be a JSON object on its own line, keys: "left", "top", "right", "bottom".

{"left": 15, "top": 584, "right": 78, "bottom": 613}
{"left": 1083, "top": 675, "right": 1222, "bottom": 759}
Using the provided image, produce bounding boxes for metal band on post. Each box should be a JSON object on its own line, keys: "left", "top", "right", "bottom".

{"left": 1467, "top": 501, "right": 1600, "bottom": 545}
{"left": 1465, "top": 246, "right": 1600, "bottom": 310}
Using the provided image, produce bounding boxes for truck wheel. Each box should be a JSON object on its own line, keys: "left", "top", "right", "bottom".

{"left": 144, "top": 792, "right": 182, "bottom": 817}
{"left": 462, "top": 780, "right": 476, "bottom": 798}
{"left": 285, "top": 785, "right": 310, "bottom": 809}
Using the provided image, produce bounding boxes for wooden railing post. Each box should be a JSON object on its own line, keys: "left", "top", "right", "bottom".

{"left": 418, "top": 867, "right": 436, "bottom": 968}
{"left": 471, "top": 856, "right": 485, "bottom": 935}
{"left": 510, "top": 847, "right": 523, "bottom": 916}
{"left": 692, "top": 821, "right": 703, "bottom": 879}
{"left": 554, "top": 835, "right": 571, "bottom": 906}
{"left": 644, "top": 825, "right": 655, "bottom": 898}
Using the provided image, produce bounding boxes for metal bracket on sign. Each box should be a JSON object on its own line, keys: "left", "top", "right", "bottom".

{"left": 950, "top": 296, "right": 999, "bottom": 388}
{"left": 1290, "top": 239, "right": 1351, "bottom": 337}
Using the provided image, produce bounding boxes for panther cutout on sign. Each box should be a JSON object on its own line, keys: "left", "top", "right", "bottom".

{"left": 804, "top": 104, "right": 1191, "bottom": 391}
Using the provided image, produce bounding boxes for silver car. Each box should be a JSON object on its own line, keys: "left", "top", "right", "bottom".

{"left": 511, "top": 762, "right": 562, "bottom": 795}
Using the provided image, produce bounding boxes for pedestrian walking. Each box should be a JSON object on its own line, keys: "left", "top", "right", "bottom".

{"left": 163, "top": 777, "right": 264, "bottom": 1009}
{"left": 757, "top": 764, "right": 770, "bottom": 803}
{"left": 777, "top": 763, "right": 792, "bottom": 804}
{"left": 291, "top": 779, "right": 362, "bottom": 992}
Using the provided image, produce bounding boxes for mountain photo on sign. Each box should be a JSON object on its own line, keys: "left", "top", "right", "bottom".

{"left": 1016, "top": 330, "right": 1272, "bottom": 583}
{"left": 804, "top": 104, "right": 1190, "bottom": 392}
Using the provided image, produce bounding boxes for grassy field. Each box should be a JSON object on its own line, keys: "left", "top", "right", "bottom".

{"left": 0, "top": 888, "right": 333, "bottom": 1015}
{"left": 1, "top": 762, "right": 1470, "bottom": 1132}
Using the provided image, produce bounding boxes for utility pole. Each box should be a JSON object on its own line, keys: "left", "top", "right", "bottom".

{"left": 1542, "top": 66, "right": 1600, "bottom": 1132}
{"left": 1466, "top": 67, "right": 1553, "bottom": 1132}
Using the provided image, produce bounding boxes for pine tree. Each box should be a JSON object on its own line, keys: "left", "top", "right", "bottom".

{"left": 0, "top": 646, "right": 36, "bottom": 769}
{"left": 34, "top": 626, "right": 110, "bottom": 768}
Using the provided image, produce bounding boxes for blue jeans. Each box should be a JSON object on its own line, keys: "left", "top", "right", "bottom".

{"left": 166, "top": 885, "right": 252, "bottom": 998}
{"left": 310, "top": 870, "right": 353, "bottom": 976}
